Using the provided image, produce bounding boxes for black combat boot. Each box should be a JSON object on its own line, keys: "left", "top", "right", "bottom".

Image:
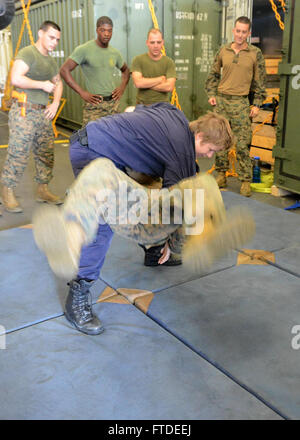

{"left": 65, "top": 279, "right": 104, "bottom": 335}
{"left": 140, "top": 244, "right": 182, "bottom": 267}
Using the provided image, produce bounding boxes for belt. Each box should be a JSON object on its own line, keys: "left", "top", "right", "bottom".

{"left": 70, "top": 127, "right": 88, "bottom": 146}
{"left": 217, "top": 93, "right": 248, "bottom": 99}
{"left": 12, "top": 98, "right": 46, "bottom": 109}
{"left": 96, "top": 94, "right": 113, "bottom": 102}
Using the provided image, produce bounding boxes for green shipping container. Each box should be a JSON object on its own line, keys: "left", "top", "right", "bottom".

{"left": 273, "top": 0, "right": 300, "bottom": 194}
{"left": 11, "top": 0, "right": 222, "bottom": 128}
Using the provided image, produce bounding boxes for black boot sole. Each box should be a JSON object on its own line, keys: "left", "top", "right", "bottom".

{"left": 65, "top": 312, "right": 105, "bottom": 336}
{"left": 144, "top": 259, "right": 182, "bottom": 267}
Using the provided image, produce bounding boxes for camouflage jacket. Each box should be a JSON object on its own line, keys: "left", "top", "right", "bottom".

{"left": 205, "top": 43, "right": 267, "bottom": 107}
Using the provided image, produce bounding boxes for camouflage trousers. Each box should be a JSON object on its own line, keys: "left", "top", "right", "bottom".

{"left": 64, "top": 157, "right": 183, "bottom": 250}
{"left": 63, "top": 154, "right": 225, "bottom": 255}
{"left": 1, "top": 101, "right": 54, "bottom": 188}
{"left": 214, "top": 95, "right": 253, "bottom": 182}
{"left": 82, "top": 99, "right": 119, "bottom": 126}
{"left": 65, "top": 155, "right": 182, "bottom": 279}
{"left": 65, "top": 136, "right": 227, "bottom": 280}
{"left": 33, "top": 155, "right": 255, "bottom": 280}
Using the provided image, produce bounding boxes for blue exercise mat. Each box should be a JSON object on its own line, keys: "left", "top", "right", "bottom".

{"left": 100, "top": 235, "right": 237, "bottom": 292}
{"left": 271, "top": 244, "right": 300, "bottom": 277}
{"left": 147, "top": 264, "right": 300, "bottom": 419}
{"left": 222, "top": 191, "right": 300, "bottom": 251}
{"left": 0, "top": 227, "right": 107, "bottom": 333}
{"left": 0, "top": 302, "right": 282, "bottom": 420}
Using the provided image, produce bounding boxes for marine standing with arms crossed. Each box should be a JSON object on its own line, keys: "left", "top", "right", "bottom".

{"left": 130, "top": 28, "right": 177, "bottom": 264}
{"left": 131, "top": 28, "right": 176, "bottom": 105}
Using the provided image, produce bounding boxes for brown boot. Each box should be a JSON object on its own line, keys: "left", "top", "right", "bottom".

{"left": 1, "top": 186, "right": 23, "bottom": 213}
{"left": 36, "top": 184, "right": 63, "bottom": 205}
{"left": 215, "top": 172, "right": 227, "bottom": 188}
{"left": 240, "top": 181, "right": 251, "bottom": 197}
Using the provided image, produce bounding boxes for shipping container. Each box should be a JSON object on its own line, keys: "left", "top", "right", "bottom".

{"left": 273, "top": 0, "right": 300, "bottom": 195}
{"left": 10, "top": 0, "right": 222, "bottom": 127}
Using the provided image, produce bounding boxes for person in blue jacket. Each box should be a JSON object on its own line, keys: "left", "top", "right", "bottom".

{"left": 34, "top": 103, "right": 234, "bottom": 335}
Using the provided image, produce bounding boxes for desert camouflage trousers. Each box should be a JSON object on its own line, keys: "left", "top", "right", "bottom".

{"left": 82, "top": 99, "right": 120, "bottom": 126}
{"left": 63, "top": 157, "right": 226, "bottom": 255}
{"left": 214, "top": 95, "right": 253, "bottom": 182}
{"left": 1, "top": 101, "right": 55, "bottom": 188}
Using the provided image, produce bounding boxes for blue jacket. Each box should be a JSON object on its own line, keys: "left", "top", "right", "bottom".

{"left": 86, "top": 102, "right": 197, "bottom": 187}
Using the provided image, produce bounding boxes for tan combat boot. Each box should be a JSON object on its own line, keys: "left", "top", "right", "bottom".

{"left": 240, "top": 181, "right": 251, "bottom": 197}
{"left": 1, "top": 186, "right": 23, "bottom": 213}
{"left": 215, "top": 172, "right": 227, "bottom": 188}
{"left": 36, "top": 184, "right": 63, "bottom": 205}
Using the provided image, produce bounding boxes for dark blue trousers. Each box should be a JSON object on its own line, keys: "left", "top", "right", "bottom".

{"left": 69, "top": 141, "right": 114, "bottom": 280}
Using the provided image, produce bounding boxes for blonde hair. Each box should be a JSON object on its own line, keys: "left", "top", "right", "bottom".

{"left": 189, "top": 112, "right": 234, "bottom": 151}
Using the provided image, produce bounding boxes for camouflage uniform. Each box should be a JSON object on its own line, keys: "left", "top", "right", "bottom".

{"left": 64, "top": 157, "right": 182, "bottom": 252}
{"left": 67, "top": 39, "right": 125, "bottom": 127}
{"left": 205, "top": 43, "right": 266, "bottom": 182}
{"left": 82, "top": 99, "right": 119, "bottom": 126}
{"left": 214, "top": 94, "right": 253, "bottom": 181}
{"left": 62, "top": 157, "right": 226, "bottom": 254}
{"left": 33, "top": 156, "right": 256, "bottom": 282}
{"left": 1, "top": 101, "right": 54, "bottom": 188}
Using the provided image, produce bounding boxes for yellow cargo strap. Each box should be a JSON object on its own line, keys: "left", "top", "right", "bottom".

{"left": 50, "top": 97, "right": 69, "bottom": 140}
{"left": 279, "top": 0, "right": 286, "bottom": 13}
{"left": 207, "top": 149, "right": 238, "bottom": 178}
{"left": 2, "top": 0, "right": 35, "bottom": 111}
{"left": 11, "top": 90, "right": 27, "bottom": 116}
{"left": 147, "top": 0, "right": 181, "bottom": 110}
{"left": 269, "top": 0, "right": 285, "bottom": 30}
{"left": 252, "top": 107, "right": 278, "bottom": 136}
